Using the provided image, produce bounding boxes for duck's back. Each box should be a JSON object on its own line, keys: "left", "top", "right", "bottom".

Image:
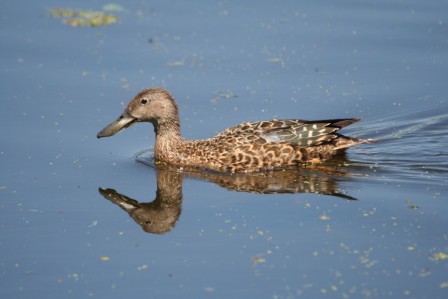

{"left": 213, "top": 118, "right": 360, "bottom": 147}
{"left": 192, "top": 118, "right": 369, "bottom": 172}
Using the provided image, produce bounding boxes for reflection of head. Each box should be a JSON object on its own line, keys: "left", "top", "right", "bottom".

{"left": 99, "top": 169, "right": 183, "bottom": 235}
{"left": 129, "top": 198, "right": 182, "bottom": 234}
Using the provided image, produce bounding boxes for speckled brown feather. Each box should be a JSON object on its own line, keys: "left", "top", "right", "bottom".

{"left": 97, "top": 88, "right": 374, "bottom": 173}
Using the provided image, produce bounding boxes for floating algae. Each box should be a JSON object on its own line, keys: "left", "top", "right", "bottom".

{"left": 50, "top": 8, "right": 119, "bottom": 27}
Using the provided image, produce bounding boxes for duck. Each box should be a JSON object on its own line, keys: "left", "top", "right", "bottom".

{"left": 97, "top": 88, "right": 373, "bottom": 173}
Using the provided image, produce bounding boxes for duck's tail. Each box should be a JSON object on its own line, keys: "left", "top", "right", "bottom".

{"left": 333, "top": 135, "right": 378, "bottom": 150}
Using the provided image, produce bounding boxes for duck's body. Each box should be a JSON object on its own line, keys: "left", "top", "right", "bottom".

{"left": 98, "top": 88, "right": 372, "bottom": 173}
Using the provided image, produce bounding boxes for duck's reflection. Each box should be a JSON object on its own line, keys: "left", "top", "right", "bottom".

{"left": 99, "top": 151, "right": 359, "bottom": 234}
{"left": 99, "top": 169, "right": 183, "bottom": 234}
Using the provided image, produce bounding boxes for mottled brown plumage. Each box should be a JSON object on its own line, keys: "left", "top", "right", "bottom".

{"left": 97, "top": 88, "right": 373, "bottom": 172}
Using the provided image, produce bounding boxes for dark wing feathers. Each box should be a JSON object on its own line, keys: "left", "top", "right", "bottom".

{"left": 257, "top": 118, "right": 360, "bottom": 147}
{"left": 310, "top": 118, "right": 361, "bottom": 129}
{"left": 219, "top": 118, "right": 360, "bottom": 148}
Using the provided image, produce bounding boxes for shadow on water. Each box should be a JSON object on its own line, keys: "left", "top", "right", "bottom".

{"left": 98, "top": 151, "right": 372, "bottom": 234}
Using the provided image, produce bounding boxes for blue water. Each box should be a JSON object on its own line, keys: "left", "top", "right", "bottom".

{"left": 1, "top": 1, "right": 447, "bottom": 298}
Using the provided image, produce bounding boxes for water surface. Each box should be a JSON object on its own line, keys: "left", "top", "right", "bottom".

{"left": 1, "top": 1, "right": 447, "bottom": 298}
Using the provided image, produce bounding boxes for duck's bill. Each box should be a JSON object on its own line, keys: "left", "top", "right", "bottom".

{"left": 97, "top": 111, "right": 138, "bottom": 138}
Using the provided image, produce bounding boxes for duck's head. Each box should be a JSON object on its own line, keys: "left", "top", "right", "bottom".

{"left": 97, "top": 88, "right": 179, "bottom": 138}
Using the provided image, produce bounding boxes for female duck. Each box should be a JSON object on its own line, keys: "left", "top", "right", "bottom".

{"left": 97, "top": 88, "right": 372, "bottom": 172}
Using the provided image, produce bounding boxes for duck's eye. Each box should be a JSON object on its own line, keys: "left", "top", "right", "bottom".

{"left": 140, "top": 98, "right": 148, "bottom": 104}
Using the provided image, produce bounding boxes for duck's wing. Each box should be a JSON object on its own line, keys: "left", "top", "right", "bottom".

{"left": 258, "top": 119, "right": 360, "bottom": 146}
{"left": 220, "top": 118, "right": 360, "bottom": 147}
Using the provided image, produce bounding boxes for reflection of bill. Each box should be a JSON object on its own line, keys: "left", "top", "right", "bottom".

{"left": 99, "top": 160, "right": 357, "bottom": 235}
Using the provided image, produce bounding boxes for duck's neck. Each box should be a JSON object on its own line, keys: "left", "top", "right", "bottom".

{"left": 152, "top": 118, "right": 185, "bottom": 162}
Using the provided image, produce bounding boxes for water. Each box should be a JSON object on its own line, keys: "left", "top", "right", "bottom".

{"left": 1, "top": 1, "right": 447, "bottom": 298}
